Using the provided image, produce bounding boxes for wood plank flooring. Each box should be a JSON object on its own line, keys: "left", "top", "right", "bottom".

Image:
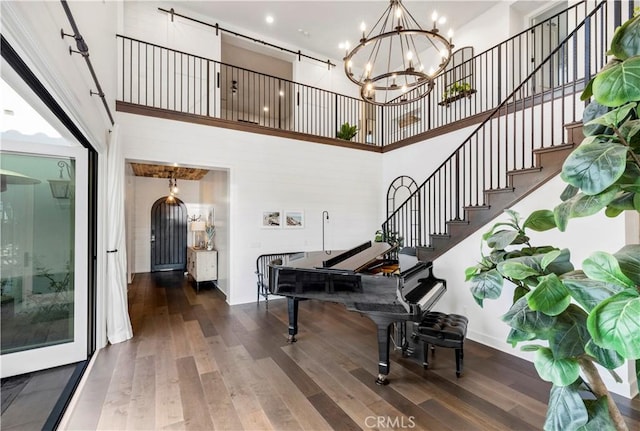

{"left": 63, "top": 271, "right": 640, "bottom": 430}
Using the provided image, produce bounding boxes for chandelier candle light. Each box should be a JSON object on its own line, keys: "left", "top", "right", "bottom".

{"left": 343, "top": 0, "right": 454, "bottom": 106}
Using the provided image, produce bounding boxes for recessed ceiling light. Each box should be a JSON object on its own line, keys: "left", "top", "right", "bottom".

{"left": 266, "top": 15, "right": 274, "bottom": 24}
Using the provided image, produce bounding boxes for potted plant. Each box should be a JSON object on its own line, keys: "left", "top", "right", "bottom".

{"left": 336, "top": 122, "right": 358, "bottom": 140}
{"left": 440, "top": 81, "right": 476, "bottom": 106}
{"left": 466, "top": 13, "right": 640, "bottom": 431}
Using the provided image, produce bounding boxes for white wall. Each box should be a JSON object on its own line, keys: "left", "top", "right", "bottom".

{"left": 200, "top": 170, "right": 230, "bottom": 298}
{"left": 118, "top": 112, "right": 382, "bottom": 305}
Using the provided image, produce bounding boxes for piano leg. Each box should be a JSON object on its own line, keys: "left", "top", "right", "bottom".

{"left": 287, "top": 297, "right": 299, "bottom": 343}
{"left": 368, "top": 316, "right": 396, "bottom": 385}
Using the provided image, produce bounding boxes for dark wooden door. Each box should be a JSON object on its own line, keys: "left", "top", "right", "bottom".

{"left": 150, "top": 197, "right": 187, "bottom": 272}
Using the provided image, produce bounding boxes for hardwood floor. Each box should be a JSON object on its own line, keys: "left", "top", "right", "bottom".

{"left": 63, "top": 271, "right": 640, "bottom": 430}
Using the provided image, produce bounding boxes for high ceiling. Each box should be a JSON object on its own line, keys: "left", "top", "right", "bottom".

{"left": 169, "top": 1, "right": 513, "bottom": 64}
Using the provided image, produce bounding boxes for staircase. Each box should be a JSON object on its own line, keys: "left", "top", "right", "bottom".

{"left": 417, "top": 122, "right": 582, "bottom": 262}
{"left": 382, "top": 1, "right": 632, "bottom": 262}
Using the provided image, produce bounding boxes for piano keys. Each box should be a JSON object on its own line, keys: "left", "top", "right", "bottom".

{"left": 269, "top": 241, "right": 446, "bottom": 385}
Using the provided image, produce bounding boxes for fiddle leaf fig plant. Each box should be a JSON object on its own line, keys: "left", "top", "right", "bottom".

{"left": 466, "top": 12, "right": 640, "bottom": 431}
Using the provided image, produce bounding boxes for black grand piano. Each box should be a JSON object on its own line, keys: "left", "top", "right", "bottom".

{"left": 268, "top": 240, "right": 446, "bottom": 385}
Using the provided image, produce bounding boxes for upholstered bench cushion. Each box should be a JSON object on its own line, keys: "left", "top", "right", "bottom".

{"left": 416, "top": 312, "right": 468, "bottom": 343}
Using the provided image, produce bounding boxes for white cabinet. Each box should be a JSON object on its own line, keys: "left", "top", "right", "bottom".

{"left": 187, "top": 247, "right": 218, "bottom": 291}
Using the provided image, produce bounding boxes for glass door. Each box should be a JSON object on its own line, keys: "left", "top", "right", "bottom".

{"left": 1, "top": 140, "right": 88, "bottom": 377}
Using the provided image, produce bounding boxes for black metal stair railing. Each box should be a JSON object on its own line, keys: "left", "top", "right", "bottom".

{"left": 117, "top": 34, "right": 375, "bottom": 145}
{"left": 116, "top": 1, "right": 591, "bottom": 148}
{"left": 382, "top": 0, "right": 591, "bottom": 144}
{"left": 381, "top": 0, "right": 632, "bottom": 250}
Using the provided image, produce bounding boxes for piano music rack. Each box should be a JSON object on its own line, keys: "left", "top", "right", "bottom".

{"left": 256, "top": 251, "right": 303, "bottom": 308}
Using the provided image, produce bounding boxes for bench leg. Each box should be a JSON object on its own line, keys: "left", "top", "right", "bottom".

{"left": 455, "top": 346, "right": 463, "bottom": 378}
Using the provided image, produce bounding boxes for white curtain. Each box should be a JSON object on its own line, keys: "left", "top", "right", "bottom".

{"left": 106, "top": 124, "right": 133, "bottom": 343}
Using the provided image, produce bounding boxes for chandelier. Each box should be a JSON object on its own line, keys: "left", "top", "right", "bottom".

{"left": 343, "top": 0, "right": 454, "bottom": 106}
{"left": 166, "top": 174, "right": 179, "bottom": 203}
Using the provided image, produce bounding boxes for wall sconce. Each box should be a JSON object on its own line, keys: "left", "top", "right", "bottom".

{"left": 48, "top": 160, "right": 74, "bottom": 199}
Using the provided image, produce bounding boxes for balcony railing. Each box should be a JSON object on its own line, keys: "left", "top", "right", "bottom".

{"left": 117, "top": 1, "right": 592, "bottom": 148}
{"left": 382, "top": 0, "right": 634, "bottom": 249}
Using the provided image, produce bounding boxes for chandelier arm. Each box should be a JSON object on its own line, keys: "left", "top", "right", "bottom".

{"left": 397, "top": 32, "right": 409, "bottom": 86}
{"left": 399, "top": 1, "right": 423, "bottom": 30}
{"left": 369, "top": 3, "right": 393, "bottom": 37}
{"left": 358, "top": 6, "right": 393, "bottom": 86}
{"left": 406, "top": 32, "right": 425, "bottom": 78}
{"left": 384, "top": 32, "right": 395, "bottom": 102}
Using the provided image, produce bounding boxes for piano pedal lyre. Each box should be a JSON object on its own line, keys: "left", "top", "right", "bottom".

{"left": 391, "top": 322, "right": 414, "bottom": 357}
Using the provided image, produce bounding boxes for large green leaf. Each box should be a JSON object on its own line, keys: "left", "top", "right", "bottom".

{"left": 592, "top": 57, "right": 640, "bottom": 107}
{"left": 524, "top": 210, "right": 557, "bottom": 231}
{"left": 583, "top": 251, "right": 635, "bottom": 288}
{"left": 486, "top": 229, "right": 520, "bottom": 250}
{"left": 610, "top": 14, "right": 640, "bottom": 60}
{"left": 469, "top": 268, "right": 504, "bottom": 306}
{"left": 587, "top": 289, "right": 640, "bottom": 358}
{"left": 585, "top": 340, "right": 625, "bottom": 370}
{"left": 606, "top": 192, "right": 636, "bottom": 214}
{"left": 614, "top": 244, "right": 640, "bottom": 285}
{"left": 535, "top": 347, "right": 580, "bottom": 386}
{"left": 541, "top": 250, "right": 562, "bottom": 271}
{"left": 550, "top": 305, "right": 590, "bottom": 359}
{"left": 561, "top": 271, "right": 624, "bottom": 312}
{"left": 584, "top": 102, "right": 636, "bottom": 128}
{"left": 554, "top": 199, "right": 572, "bottom": 232}
{"left": 581, "top": 101, "right": 612, "bottom": 136}
{"left": 497, "top": 260, "right": 541, "bottom": 280}
{"left": 577, "top": 396, "right": 616, "bottom": 431}
{"left": 528, "top": 274, "right": 570, "bottom": 316}
{"left": 506, "top": 328, "right": 536, "bottom": 347}
{"left": 568, "top": 188, "right": 620, "bottom": 218}
{"left": 618, "top": 119, "right": 640, "bottom": 148}
{"left": 545, "top": 248, "right": 575, "bottom": 276}
{"left": 560, "top": 184, "right": 579, "bottom": 202}
{"left": 616, "top": 162, "right": 640, "bottom": 190}
{"left": 502, "top": 295, "right": 556, "bottom": 335}
{"left": 560, "top": 138, "right": 628, "bottom": 195}
{"left": 581, "top": 77, "right": 594, "bottom": 101}
{"left": 544, "top": 383, "right": 588, "bottom": 431}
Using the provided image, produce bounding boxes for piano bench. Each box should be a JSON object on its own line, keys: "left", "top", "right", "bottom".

{"left": 414, "top": 312, "right": 469, "bottom": 378}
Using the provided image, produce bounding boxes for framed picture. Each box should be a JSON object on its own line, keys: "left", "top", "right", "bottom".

{"left": 284, "top": 210, "right": 304, "bottom": 228}
{"left": 261, "top": 210, "right": 281, "bottom": 228}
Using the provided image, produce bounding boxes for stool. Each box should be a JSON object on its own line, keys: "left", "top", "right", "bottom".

{"left": 414, "top": 312, "right": 468, "bottom": 377}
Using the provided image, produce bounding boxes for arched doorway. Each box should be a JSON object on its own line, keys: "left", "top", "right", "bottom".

{"left": 150, "top": 197, "right": 187, "bottom": 272}
{"left": 387, "top": 175, "right": 418, "bottom": 217}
